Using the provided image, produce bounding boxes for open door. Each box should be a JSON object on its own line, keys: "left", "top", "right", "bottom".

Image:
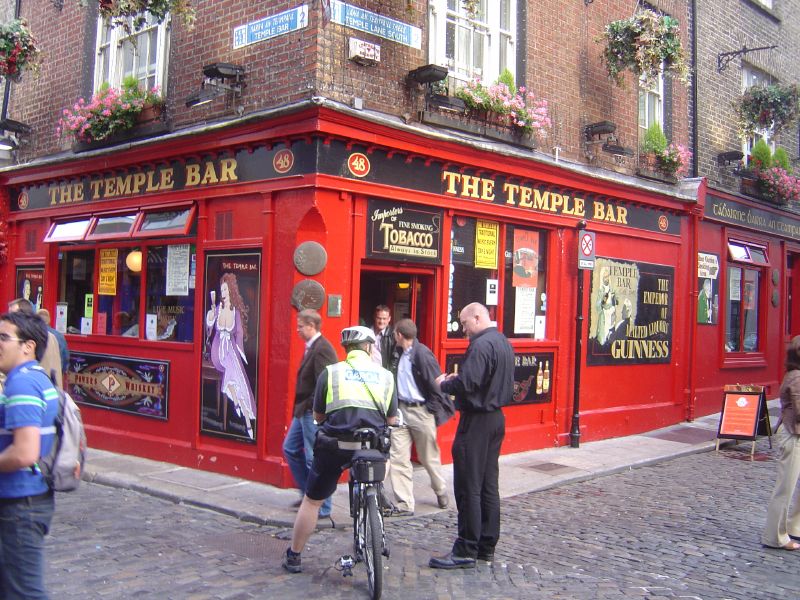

{"left": 359, "top": 268, "right": 436, "bottom": 346}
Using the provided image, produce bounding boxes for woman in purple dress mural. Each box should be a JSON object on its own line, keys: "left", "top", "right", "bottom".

{"left": 205, "top": 273, "right": 256, "bottom": 439}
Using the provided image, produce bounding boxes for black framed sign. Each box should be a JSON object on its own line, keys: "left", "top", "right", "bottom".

{"left": 366, "top": 198, "right": 443, "bottom": 264}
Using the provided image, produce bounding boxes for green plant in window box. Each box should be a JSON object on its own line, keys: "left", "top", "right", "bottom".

{"left": 0, "top": 18, "right": 41, "bottom": 82}
{"left": 639, "top": 122, "right": 691, "bottom": 180}
{"left": 57, "top": 79, "right": 163, "bottom": 144}
{"left": 733, "top": 83, "right": 800, "bottom": 139}
{"left": 80, "top": 0, "right": 195, "bottom": 33}
{"left": 739, "top": 140, "right": 800, "bottom": 205}
{"left": 598, "top": 9, "right": 689, "bottom": 88}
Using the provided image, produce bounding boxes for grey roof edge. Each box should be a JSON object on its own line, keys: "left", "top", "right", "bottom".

{"left": 2, "top": 95, "right": 702, "bottom": 204}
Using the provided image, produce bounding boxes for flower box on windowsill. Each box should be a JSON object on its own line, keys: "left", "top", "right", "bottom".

{"left": 636, "top": 165, "right": 678, "bottom": 184}
{"left": 420, "top": 108, "right": 536, "bottom": 149}
{"left": 72, "top": 119, "right": 170, "bottom": 153}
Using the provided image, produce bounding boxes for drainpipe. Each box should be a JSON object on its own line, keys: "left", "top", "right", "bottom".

{"left": 690, "top": 0, "right": 698, "bottom": 178}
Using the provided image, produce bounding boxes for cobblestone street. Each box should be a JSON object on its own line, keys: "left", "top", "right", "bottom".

{"left": 47, "top": 440, "right": 800, "bottom": 599}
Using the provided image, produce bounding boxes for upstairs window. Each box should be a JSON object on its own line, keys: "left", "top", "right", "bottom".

{"left": 429, "top": 0, "right": 517, "bottom": 87}
{"left": 638, "top": 71, "right": 664, "bottom": 133}
{"left": 741, "top": 64, "right": 776, "bottom": 164}
{"left": 95, "top": 11, "right": 170, "bottom": 94}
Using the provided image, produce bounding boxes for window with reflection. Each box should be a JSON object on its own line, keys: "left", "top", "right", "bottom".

{"left": 502, "top": 225, "right": 548, "bottom": 338}
{"left": 96, "top": 248, "right": 142, "bottom": 336}
{"left": 145, "top": 244, "right": 195, "bottom": 342}
{"left": 448, "top": 217, "right": 497, "bottom": 338}
{"left": 58, "top": 250, "right": 96, "bottom": 334}
{"left": 725, "top": 266, "right": 761, "bottom": 352}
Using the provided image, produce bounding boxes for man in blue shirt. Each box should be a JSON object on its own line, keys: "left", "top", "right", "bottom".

{"left": 0, "top": 310, "right": 59, "bottom": 599}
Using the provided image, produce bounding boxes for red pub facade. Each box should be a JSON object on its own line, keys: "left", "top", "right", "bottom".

{"left": 0, "top": 0, "right": 798, "bottom": 488}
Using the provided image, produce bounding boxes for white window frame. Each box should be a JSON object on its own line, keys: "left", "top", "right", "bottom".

{"left": 94, "top": 12, "right": 170, "bottom": 94}
{"left": 754, "top": 0, "right": 773, "bottom": 9}
{"left": 428, "top": 0, "right": 517, "bottom": 89}
{"left": 638, "top": 71, "right": 664, "bottom": 134}
{"left": 741, "top": 64, "right": 775, "bottom": 164}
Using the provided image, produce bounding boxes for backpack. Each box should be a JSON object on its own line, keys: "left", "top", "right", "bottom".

{"left": 39, "top": 385, "right": 87, "bottom": 492}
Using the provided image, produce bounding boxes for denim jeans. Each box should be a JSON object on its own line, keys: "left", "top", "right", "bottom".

{"left": 283, "top": 411, "right": 332, "bottom": 516}
{"left": 0, "top": 492, "right": 54, "bottom": 600}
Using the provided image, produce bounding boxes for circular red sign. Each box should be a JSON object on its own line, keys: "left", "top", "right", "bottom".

{"left": 347, "top": 152, "right": 371, "bottom": 177}
{"left": 658, "top": 215, "right": 669, "bottom": 232}
{"left": 580, "top": 233, "right": 593, "bottom": 256}
{"left": 273, "top": 149, "right": 294, "bottom": 174}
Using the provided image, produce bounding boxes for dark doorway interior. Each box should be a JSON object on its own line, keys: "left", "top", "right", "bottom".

{"left": 358, "top": 270, "right": 434, "bottom": 345}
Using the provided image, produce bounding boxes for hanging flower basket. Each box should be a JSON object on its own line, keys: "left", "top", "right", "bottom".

{"left": 733, "top": 83, "right": 800, "bottom": 139}
{"left": 57, "top": 78, "right": 164, "bottom": 145}
{"left": 0, "top": 18, "right": 41, "bottom": 82}
{"left": 599, "top": 9, "right": 689, "bottom": 88}
{"left": 84, "top": 0, "right": 195, "bottom": 33}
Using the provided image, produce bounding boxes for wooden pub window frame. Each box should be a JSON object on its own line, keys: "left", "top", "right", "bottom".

{"left": 723, "top": 237, "right": 769, "bottom": 363}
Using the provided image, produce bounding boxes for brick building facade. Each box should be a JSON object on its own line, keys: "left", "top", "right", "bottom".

{"left": 0, "top": 1, "right": 792, "bottom": 485}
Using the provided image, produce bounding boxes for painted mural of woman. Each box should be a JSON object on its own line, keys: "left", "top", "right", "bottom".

{"left": 205, "top": 272, "right": 256, "bottom": 439}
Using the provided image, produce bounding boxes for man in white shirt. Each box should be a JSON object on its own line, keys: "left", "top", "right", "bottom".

{"left": 371, "top": 305, "right": 394, "bottom": 369}
{"left": 387, "top": 318, "right": 452, "bottom": 516}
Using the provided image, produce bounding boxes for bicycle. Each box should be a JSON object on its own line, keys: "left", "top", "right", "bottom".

{"left": 337, "top": 427, "right": 390, "bottom": 600}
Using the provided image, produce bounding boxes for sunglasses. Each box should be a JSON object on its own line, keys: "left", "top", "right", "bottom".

{"left": 0, "top": 332, "right": 27, "bottom": 343}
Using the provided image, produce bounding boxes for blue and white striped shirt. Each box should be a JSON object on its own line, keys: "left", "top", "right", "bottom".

{"left": 0, "top": 361, "right": 59, "bottom": 498}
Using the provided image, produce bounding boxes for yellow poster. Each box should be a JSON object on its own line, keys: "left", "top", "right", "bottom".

{"left": 475, "top": 220, "right": 498, "bottom": 269}
{"left": 98, "top": 248, "right": 118, "bottom": 295}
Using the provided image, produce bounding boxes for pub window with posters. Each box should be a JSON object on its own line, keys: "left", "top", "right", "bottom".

{"left": 51, "top": 210, "right": 196, "bottom": 341}
{"left": 447, "top": 217, "right": 548, "bottom": 339}
{"left": 724, "top": 240, "right": 768, "bottom": 353}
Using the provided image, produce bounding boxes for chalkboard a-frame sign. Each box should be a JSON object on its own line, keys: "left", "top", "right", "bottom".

{"left": 715, "top": 384, "right": 773, "bottom": 457}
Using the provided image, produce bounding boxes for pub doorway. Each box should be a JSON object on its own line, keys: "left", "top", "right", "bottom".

{"left": 358, "top": 267, "right": 436, "bottom": 347}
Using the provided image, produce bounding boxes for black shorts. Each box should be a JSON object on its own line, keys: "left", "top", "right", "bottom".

{"left": 305, "top": 437, "right": 354, "bottom": 501}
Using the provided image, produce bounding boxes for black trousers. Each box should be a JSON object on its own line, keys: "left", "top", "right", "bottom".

{"left": 451, "top": 410, "right": 505, "bottom": 558}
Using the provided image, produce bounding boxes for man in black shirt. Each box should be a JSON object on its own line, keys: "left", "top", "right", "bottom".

{"left": 430, "top": 302, "right": 514, "bottom": 569}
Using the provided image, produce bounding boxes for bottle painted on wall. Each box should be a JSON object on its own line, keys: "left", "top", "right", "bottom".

{"left": 542, "top": 360, "right": 550, "bottom": 394}
{"left": 536, "top": 361, "right": 544, "bottom": 395}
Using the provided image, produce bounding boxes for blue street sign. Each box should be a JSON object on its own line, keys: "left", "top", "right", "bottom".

{"left": 233, "top": 6, "right": 309, "bottom": 50}
{"left": 331, "top": 1, "right": 422, "bottom": 49}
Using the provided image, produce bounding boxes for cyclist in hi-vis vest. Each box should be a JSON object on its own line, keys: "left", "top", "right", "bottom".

{"left": 283, "top": 326, "right": 398, "bottom": 573}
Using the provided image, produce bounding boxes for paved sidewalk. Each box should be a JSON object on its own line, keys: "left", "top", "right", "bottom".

{"left": 83, "top": 401, "right": 779, "bottom": 528}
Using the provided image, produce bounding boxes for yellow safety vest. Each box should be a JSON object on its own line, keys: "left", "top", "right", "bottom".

{"left": 324, "top": 350, "right": 394, "bottom": 416}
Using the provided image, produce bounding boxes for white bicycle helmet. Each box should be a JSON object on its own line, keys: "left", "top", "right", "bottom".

{"left": 340, "top": 325, "right": 376, "bottom": 346}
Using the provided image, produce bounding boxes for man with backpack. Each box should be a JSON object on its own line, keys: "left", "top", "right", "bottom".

{"left": 0, "top": 310, "right": 59, "bottom": 599}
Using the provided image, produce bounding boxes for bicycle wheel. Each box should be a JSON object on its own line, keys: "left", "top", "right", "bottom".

{"left": 364, "top": 487, "right": 383, "bottom": 600}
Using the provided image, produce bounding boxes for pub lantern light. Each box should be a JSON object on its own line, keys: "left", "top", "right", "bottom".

{"left": 126, "top": 249, "right": 143, "bottom": 273}
{"left": 0, "top": 118, "right": 32, "bottom": 152}
{"left": 406, "top": 64, "right": 448, "bottom": 85}
{"left": 717, "top": 150, "right": 744, "bottom": 167}
{"left": 185, "top": 63, "right": 246, "bottom": 112}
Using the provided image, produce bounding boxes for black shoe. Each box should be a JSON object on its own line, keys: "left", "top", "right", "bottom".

{"left": 428, "top": 552, "right": 476, "bottom": 569}
{"left": 436, "top": 494, "right": 449, "bottom": 509}
{"left": 477, "top": 552, "right": 494, "bottom": 562}
{"left": 282, "top": 548, "right": 302, "bottom": 573}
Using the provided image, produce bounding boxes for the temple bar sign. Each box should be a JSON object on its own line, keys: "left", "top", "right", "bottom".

{"left": 441, "top": 170, "right": 668, "bottom": 230}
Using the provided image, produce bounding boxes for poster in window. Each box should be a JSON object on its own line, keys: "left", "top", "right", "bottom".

{"left": 98, "top": 249, "right": 118, "bottom": 296}
{"left": 697, "top": 252, "right": 719, "bottom": 325}
{"left": 587, "top": 258, "right": 673, "bottom": 366}
{"left": 743, "top": 281, "right": 756, "bottom": 310}
{"left": 451, "top": 217, "right": 476, "bottom": 265}
{"left": 514, "top": 286, "right": 537, "bottom": 334}
{"left": 166, "top": 244, "right": 191, "bottom": 296}
{"left": 729, "top": 268, "right": 741, "bottom": 301}
{"left": 474, "top": 220, "right": 498, "bottom": 269}
{"left": 201, "top": 251, "right": 261, "bottom": 443}
{"left": 15, "top": 267, "right": 43, "bottom": 311}
{"left": 512, "top": 229, "right": 539, "bottom": 288}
